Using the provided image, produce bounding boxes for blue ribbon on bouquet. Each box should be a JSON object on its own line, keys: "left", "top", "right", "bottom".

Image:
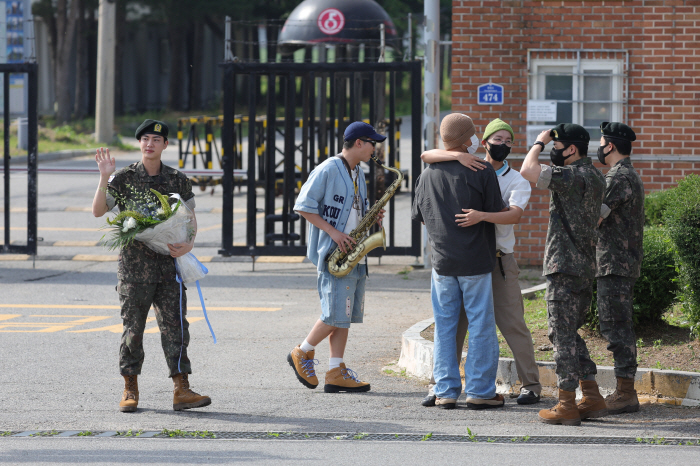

{"left": 174, "top": 255, "right": 216, "bottom": 374}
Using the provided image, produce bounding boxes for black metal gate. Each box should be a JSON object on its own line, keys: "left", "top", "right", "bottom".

{"left": 218, "top": 61, "right": 422, "bottom": 258}
{"left": 1, "top": 63, "right": 38, "bottom": 256}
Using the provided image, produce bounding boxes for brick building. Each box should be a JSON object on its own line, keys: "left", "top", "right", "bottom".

{"left": 450, "top": 0, "right": 700, "bottom": 266}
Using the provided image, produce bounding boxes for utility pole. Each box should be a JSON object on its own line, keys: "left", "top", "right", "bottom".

{"left": 423, "top": 0, "right": 440, "bottom": 152}
{"left": 422, "top": 0, "right": 440, "bottom": 268}
{"left": 95, "top": 0, "right": 116, "bottom": 143}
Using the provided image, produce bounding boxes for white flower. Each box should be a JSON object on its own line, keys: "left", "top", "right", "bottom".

{"left": 156, "top": 207, "right": 166, "bottom": 217}
{"left": 122, "top": 217, "right": 137, "bottom": 233}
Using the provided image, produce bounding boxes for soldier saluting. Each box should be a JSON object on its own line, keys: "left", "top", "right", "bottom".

{"left": 91, "top": 119, "right": 211, "bottom": 413}
{"left": 595, "top": 122, "right": 644, "bottom": 415}
{"left": 520, "top": 124, "right": 607, "bottom": 426}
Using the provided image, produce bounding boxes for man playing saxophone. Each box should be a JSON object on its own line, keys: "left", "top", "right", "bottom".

{"left": 288, "top": 122, "right": 385, "bottom": 393}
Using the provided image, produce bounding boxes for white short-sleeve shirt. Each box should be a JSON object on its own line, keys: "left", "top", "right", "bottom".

{"left": 495, "top": 164, "right": 532, "bottom": 254}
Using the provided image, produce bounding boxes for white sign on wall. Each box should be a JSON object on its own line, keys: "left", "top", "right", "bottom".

{"left": 527, "top": 100, "right": 557, "bottom": 122}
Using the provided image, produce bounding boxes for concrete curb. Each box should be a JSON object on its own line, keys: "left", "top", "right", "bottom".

{"left": 9, "top": 149, "right": 95, "bottom": 165}
{"left": 397, "top": 284, "right": 700, "bottom": 407}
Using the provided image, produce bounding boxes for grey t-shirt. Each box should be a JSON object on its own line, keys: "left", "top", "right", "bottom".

{"left": 411, "top": 160, "right": 506, "bottom": 276}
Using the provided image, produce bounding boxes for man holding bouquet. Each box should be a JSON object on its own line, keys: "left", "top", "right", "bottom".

{"left": 91, "top": 119, "right": 211, "bottom": 413}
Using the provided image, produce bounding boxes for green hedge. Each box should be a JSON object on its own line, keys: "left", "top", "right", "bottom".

{"left": 644, "top": 189, "right": 674, "bottom": 227}
{"left": 588, "top": 226, "right": 678, "bottom": 329}
{"left": 663, "top": 174, "right": 700, "bottom": 336}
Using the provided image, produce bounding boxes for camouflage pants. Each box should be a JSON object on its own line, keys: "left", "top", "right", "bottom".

{"left": 118, "top": 280, "right": 191, "bottom": 377}
{"left": 546, "top": 273, "right": 597, "bottom": 392}
{"left": 597, "top": 275, "right": 637, "bottom": 379}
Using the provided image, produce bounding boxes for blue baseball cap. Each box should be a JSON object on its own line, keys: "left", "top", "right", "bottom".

{"left": 343, "top": 122, "right": 387, "bottom": 142}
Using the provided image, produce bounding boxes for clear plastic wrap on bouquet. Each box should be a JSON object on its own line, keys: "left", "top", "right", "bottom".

{"left": 133, "top": 194, "right": 207, "bottom": 283}
{"left": 134, "top": 194, "right": 193, "bottom": 255}
{"left": 175, "top": 252, "right": 208, "bottom": 284}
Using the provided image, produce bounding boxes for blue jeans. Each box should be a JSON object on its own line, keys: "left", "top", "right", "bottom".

{"left": 431, "top": 269, "right": 499, "bottom": 400}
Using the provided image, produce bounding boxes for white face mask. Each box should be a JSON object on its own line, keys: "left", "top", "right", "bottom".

{"left": 465, "top": 134, "right": 480, "bottom": 154}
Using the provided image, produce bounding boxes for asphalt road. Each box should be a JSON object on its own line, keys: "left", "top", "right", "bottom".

{"left": 1, "top": 440, "right": 699, "bottom": 465}
{"left": 1, "top": 146, "right": 699, "bottom": 463}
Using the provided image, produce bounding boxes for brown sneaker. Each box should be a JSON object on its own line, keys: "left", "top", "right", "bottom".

{"left": 287, "top": 346, "right": 319, "bottom": 389}
{"left": 466, "top": 394, "right": 505, "bottom": 410}
{"left": 538, "top": 389, "right": 581, "bottom": 426}
{"left": 172, "top": 373, "right": 211, "bottom": 411}
{"left": 435, "top": 397, "right": 457, "bottom": 409}
{"left": 119, "top": 374, "right": 139, "bottom": 413}
{"left": 324, "top": 363, "right": 370, "bottom": 393}
{"left": 577, "top": 380, "right": 608, "bottom": 420}
{"left": 605, "top": 377, "right": 640, "bottom": 415}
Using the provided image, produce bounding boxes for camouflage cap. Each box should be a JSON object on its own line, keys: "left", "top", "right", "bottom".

{"left": 135, "top": 119, "right": 169, "bottom": 140}
{"left": 600, "top": 121, "right": 636, "bottom": 142}
{"left": 549, "top": 123, "right": 590, "bottom": 144}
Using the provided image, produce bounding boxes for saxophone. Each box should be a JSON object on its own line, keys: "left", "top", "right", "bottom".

{"left": 326, "top": 155, "right": 404, "bottom": 278}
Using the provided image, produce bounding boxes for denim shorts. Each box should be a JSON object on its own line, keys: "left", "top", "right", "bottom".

{"left": 317, "top": 263, "right": 367, "bottom": 329}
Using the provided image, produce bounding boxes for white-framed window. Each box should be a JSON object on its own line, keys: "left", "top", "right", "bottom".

{"left": 527, "top": 50, "right": 627, "bottom": 146}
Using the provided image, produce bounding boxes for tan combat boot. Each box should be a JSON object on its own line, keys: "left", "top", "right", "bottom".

{"left": 119, "top": 374, "right": 139, "bottom": 413}
{"left": 172, "top": 373, "right": 211, "bottom": 411}
{"left": 324, "top": 363, "right": 370, "bottom": 393}
{"left": 605, "top": 377, "right": 639, "bottom": 415}
{"left": 538, "top": 389, "right": 581, "bottom": 426}
{"left": 577, "top": 380, "right": 609, "bottom": 420}
{"left": 287, "top": 346, "right": 319, "bottom": 389}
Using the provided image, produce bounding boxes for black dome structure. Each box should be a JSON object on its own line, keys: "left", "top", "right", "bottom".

{"left": 278, "top": 0, "right": 400, "bottom": 53}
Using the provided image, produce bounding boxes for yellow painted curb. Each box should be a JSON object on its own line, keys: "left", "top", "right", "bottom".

{"left": 72, "top": 255, "right": 118, "bottom": 262}
{"left": 255, "top": 256, "right": 305, "bottom": 263}
{"left": 53, "top": 241, "right": 99, "bottom": 247}
{"left": 0, "top": 255, "right": 29, "bottom": 261}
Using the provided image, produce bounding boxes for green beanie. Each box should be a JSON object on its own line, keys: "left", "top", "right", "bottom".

{"left": 482, "top": 118, "right": 514, "bottom": 142}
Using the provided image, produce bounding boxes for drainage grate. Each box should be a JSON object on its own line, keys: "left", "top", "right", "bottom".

{"left": 3, "top": 430, "right": 699, "bottom": 446}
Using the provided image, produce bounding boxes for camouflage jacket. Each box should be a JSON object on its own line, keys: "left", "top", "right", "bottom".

{"left": 596, "top": 158, "right": 645, "bottom": 278}
{"left": 536, "top": 157, "right": 605, "bottom": 279}
{"left": 106, "top": 161, "right": 195, "bottom": 283}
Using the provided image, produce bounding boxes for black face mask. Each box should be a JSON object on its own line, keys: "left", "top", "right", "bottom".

{"left": 597, "top": 145, "right": 613, "bottom": 165}
{"left": 486, "top": 143, "right": 511, "bottom": 162}
{"left": 550, "top": 144, "right": 573, "bottom": 167}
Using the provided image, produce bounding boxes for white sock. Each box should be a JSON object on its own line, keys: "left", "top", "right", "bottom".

{"left": 300, "top": 340, "right": 314, "bottom": 353}
{"left": 329, "top": 357, "right": 343, "bottom": 370}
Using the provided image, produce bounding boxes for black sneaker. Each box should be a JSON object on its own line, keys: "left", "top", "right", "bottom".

{"left": 421, "top": 394, "right": 436, "bottom": 407}
{"left": 516, "top": 389, "right": 541, "bottom": 405}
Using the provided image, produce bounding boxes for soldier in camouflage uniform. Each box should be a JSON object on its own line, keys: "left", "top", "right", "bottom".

{"left": 520, "top": 123, "right": 607, "bottom": 426}
{"left": 595, "top": 122, "right": 644, "bottom": 415}
{"left": 91, "top": 119, "right": 211, "bottom": 413}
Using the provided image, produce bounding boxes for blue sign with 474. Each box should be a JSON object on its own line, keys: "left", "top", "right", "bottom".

{"left": 477, "top": 83, "right": 504, "bottom": 105}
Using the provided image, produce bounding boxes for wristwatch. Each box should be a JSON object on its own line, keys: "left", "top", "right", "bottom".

{"left": 532, "top": 141, "right": 545, "bottom": 151}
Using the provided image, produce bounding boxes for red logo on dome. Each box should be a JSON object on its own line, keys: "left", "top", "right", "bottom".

{"left": 317, "top": 8, "right": 345, "bottom": 35}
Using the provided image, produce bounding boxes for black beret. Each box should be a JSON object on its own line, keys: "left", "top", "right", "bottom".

{"left": 600, "top": 121, "right": 636, "bottom": 142}
{"left": 135, "top": 119, "right": 169, "bottom": 140}
{"left": 550, "top": 123, "right": 590, "bottom": 144}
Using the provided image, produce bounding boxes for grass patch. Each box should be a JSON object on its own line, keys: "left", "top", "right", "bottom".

{"left": 1, "top": 119, "right": 134, "bottom": 156}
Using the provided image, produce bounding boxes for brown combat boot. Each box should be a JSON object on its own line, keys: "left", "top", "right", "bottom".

{"left": 172, "top": 373, "right": 211, "bottom": 411}
{"left": 577, "top": 380, "right": 609, "bottom": 419}
{"left": 605, "top": 377, "right": 639, "bottom": 415}
{"left": 324, "top": 363, "right": 370, "bottom": 393}
{"left": 119, "top": 374, "right": 139, "bottom": 413}
{"left": 538, "top": 389, "right": 581, "bottom": 426}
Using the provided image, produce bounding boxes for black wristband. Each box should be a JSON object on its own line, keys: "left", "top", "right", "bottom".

{"left": 532, "top": 141, "right": 545, "bottom": 151}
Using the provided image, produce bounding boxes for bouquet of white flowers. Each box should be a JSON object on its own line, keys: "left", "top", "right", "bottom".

{"left": 102, "top": 186, "right": 206, "bottom": 283}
